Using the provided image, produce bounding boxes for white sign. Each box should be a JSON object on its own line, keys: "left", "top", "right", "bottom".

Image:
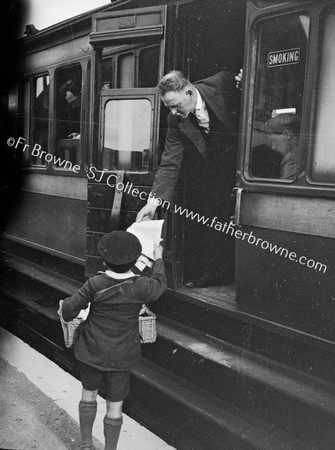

{"left": 267, "top": 48, "right": 300, "bottom": 68}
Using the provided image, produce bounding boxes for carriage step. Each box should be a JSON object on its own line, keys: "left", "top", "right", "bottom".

{"left": 2, "top": 252, "right": 335, "bottom": 448}
{"left": 129, "top": 358, "right": 316, "bottom": 450}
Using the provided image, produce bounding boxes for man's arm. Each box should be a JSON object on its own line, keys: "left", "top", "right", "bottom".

{"left": 152, "top": 116, "right": 185, "bottom": 200}
{"left": 136, "top": 114, "right": 185, "bottom": 221}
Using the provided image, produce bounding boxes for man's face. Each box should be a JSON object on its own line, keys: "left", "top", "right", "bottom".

{"left": 161, "top": 88, "right": 194, "bottom": 118}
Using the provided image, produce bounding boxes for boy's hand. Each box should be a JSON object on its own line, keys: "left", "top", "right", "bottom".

{"left": 153, "top": 243, "right": 163, "bottom": 260}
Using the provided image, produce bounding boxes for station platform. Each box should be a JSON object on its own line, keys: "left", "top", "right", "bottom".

{"left": 0, "top": 327, "right": 176, "bottom": 450}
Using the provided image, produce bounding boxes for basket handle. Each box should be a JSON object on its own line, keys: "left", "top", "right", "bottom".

{"left": 139, "top": 304, "right": 155, "bottom": 316}
{"left": 57, "top": 299, "right": 64, "bottom": 319}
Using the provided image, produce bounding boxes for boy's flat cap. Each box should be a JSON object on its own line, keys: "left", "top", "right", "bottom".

{"left": 98, "top": 231, "right": 142, "bottom": 265}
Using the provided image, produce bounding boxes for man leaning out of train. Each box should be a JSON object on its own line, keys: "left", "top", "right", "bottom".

{"left": 60, "top": 231, "right": 167, "bottom": 450}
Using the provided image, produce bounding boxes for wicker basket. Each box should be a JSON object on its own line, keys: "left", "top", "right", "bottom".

{"left": 58, "top": 300, "right": 156, "bottom": 347}
{"left": 139, "top": 304, "right": 157, "bottom": 344}
{"left": 58, "top": 300, "right": 84, "bottom": 348}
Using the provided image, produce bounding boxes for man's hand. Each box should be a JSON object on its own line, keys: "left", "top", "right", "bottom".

{"left": 153, "top": 243, "right": 163, "bottom": 260}
{"left": 235, "top": 69, "right": 243, "bottom": 90}
{"left": 68, "top": 132, "right": 80, "bottom": 139}
{"left": 136, "top": 202, "right": 157, "bottom": 222}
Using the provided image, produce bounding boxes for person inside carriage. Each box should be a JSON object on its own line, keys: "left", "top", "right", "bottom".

{"left": 137, "top": 69, "right": 242, "bottom": 288}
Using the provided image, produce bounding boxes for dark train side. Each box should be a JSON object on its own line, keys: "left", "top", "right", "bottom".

{"left": 2, "top": 0, "right": 335, "bottom": 449}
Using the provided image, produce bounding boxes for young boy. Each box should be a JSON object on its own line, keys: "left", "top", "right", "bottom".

{"left": 60, "top": 231, "right": 166, "bottom": 450}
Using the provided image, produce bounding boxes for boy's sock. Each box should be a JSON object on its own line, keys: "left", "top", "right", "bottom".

{"left": 78, "top": 400, "right": 97, "bottom": 449}
{"left": 103, "top": 415, "right": 123, "bottom": 450}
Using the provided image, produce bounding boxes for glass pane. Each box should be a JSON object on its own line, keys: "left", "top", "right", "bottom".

{"left": 32, "top": 74, "right": 50, "bottom": 166}
{"left": 23, "top": 80, "right": 30, "bottom": 142}
{"left": 249, "top": 14, "right": 309, "bottom": 180}
{"left": 117, "top": 53, "right": 135, "bottom": 88}
{"left": 22, "top": 80, "right": 30, "bottom": 166}
{"left": 102, "top": 57, "right": 113, "bottom": 89}
{"left": 8, "top": 85, "right": 19, "bottom": 113}
{"left": 7, "top": 84, "right": 19, "bottom": 139}
{"left": 103, "top": 99, "right": 151, "bottom": 171}
{"left": 139, "top": 46, "right": 160, "bottom": 87}
{"left": 55, "top": 66, "right": 82, "bottom": 167}
{"left": 310, "top": 10, "right": 335, "bottom": 184}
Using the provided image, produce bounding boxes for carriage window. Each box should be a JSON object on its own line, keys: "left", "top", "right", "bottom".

{"left": 32, "top": 74, "right": 49, "bottom": 166}
{"left": 22, "top": 81, "right": 30, "bottom": 150}
{"left": 248, "top": 14, "right": 309, "bottom": 181}
{"left": 102, "top": 57, "right": 113, "bottom": 89}
{"left": 117, "top": 53, "right": 135, "bottom": 88}
{"left": 7, "top": 84, "right": 19, "bottom": 137}
{"left": 102, "top": 44, "right": 160, "bottom": 90}
{"left": 19, "top": 81, "right": 31, "bottom": 166}
{"left": 310, "top": 10, "right": 335, "bottom": 184}
{"left": 138, "top": 45, "right": 160, "bottom": 87}
{"left": 55, "top": 66, "right": 82, "bottom": 167}
{"left": 8, "top": 85, "right": 19, "bottom": 114}
{"left": 102, "top": 99, "right": 151, "bottom": 171}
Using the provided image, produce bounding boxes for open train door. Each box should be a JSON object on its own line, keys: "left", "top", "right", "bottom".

{"left": 85, "top": 6, "right": 166, "bottom": 276}
{"left": 235, "top": 0, "right": 335, "bottom": 341}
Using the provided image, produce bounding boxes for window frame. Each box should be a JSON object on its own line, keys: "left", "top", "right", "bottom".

{"left": 244, "top": 11, "right": 310, "bottom": 185}
{"left": 306, "top": 5, "right": 335, "bottom": 187}
{"left": 19, "top": 78, "right": 32, "bottom": 167}
{"left": 89, "top": 6, "right": 166, "bottom": 171}
{"left": 30, "top": 72, "right": 50, "bottom": 168}
{"left": 15, "top": 59, "right": 90, "bottom": 176}
{"left": 238, "top": 2, "right": 335, "bottom": 197}
{"left": 98, "top": 88, "right": 160, "bottom": 173}
{"left": 101, "top": 42, "right": 161, "bottom": 90}
{"left": 53, "top": 63, "right": 83, "bottom": 172}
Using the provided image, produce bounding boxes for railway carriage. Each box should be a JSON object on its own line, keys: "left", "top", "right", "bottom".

{"left": 2, "top": 0, "right": 335, "bottom": 448}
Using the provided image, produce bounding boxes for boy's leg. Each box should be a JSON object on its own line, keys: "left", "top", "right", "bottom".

{"left": 104, "top": 400, "right": 123, "bottom": 450}
{"left": 79, "top": 389, "right": 98, "bottom": 450}
{"left": 103, "top": 371, "right": 130, "bottom": 450}
{"left": 78, "top": 362, "right": 101, "bottom": 450}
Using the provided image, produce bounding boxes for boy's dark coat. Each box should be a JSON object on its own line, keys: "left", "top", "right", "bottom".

{"left": 62, "top": 259, "right": 166, "bottom": 370}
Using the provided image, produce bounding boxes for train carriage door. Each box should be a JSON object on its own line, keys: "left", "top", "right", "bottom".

{"left": 86, "top": 6, "right": 166, "bottom": 275}
{"left": 236, "top": 0, "right": 335, "bottom": 341}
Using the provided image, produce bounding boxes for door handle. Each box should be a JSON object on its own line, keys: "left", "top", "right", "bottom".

{"left": 233, "top": 187, "right": 244, "bottom": 227}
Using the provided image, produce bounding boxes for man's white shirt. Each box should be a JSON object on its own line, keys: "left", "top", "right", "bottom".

{"left": 194, "top": 88, "right": 210, "bottom": 133}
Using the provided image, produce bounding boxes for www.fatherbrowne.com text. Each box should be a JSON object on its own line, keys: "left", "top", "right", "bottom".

{"left": 8, "top": 136, "right": 328, "bottom": 274}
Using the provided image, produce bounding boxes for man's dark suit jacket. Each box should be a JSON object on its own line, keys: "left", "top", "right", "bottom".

{"left": 151, "top": 71, "right": 240, "bottom": 203}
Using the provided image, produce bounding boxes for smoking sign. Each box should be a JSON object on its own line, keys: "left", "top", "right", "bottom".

{"left": 267, "top": 48, "right": 300, "bottom": 68}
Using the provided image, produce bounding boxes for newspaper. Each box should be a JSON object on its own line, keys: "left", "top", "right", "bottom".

{"left": 127, "top": 219, "right": 164, "bottom": 261}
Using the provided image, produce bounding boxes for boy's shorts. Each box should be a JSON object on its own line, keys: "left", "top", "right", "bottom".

{"left": 78, "top": 361, "right": 130, "bottom": 402}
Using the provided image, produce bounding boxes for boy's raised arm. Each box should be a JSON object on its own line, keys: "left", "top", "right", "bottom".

{"left": 134, "top": 256, "right": 167, "bottom": 303}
